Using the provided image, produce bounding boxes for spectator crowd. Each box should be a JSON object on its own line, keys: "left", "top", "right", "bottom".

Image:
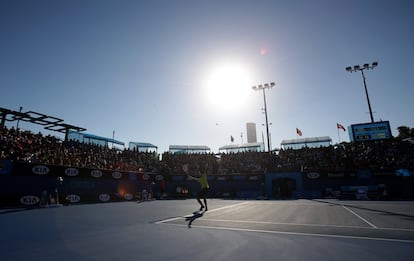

{"left": 1, "top": 126, "right": 413, "bottom": 175}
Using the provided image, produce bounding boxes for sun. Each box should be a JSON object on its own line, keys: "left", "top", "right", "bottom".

{"left": 203, "top": 63, "right": 252, "bottom": 111}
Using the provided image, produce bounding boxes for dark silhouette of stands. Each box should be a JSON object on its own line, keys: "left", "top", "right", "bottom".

{"left": 1, "top": 125, "right": 414, "bottom": 175}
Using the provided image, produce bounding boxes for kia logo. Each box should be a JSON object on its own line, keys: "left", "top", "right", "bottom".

{"left": 32, "top": 165, "right": 49, "bottom": 175}
{"left": 112, "top": 172, "right": 122, "bottom": 179}
{"left": 99, "top": 194, "right": 110, "bottom": 202}
{"left": 66, "top": 194, "right": 81, "bottom": 203}
{"left": 20, "top": 195, "right": 40, "bottom": 205}
{"left": 124, "top": 193, "right": 133, "bottom": 200}
{"left": 142, "top": 173, "right": 150, "bottom": 180}
{"left": 91, "top": 170, "right": 102, "bottom": 178}
{"left": 307, "top": 172, "right": 320, "bottom": 179}
{"left": 65, "top": 168, "right": 79, "bottom": 177}
{"left": 155, "top": 175, "right": 164, "bottom": 181}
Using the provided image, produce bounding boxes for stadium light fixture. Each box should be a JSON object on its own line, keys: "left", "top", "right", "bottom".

{"left": 252, "top": 82, "right": 275, "bottom": 154}
{"left": 345, "top": 61, "right": 379, "bottom": 123}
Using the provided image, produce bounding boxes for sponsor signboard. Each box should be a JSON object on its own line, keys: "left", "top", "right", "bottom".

{"left": 112, "top": 172, "right": 122, "bottom": 179}
{"left": 66, "top": 194, "right": 81, "bottom": 203}
{"left": 306, "top": 172, "right": 320, "bottom": 179}
{"left": 99, "top": 194, "right": 111, "bottom": 202}
{"left": 20, "top": 195, "right": 40, "bottom": 205}
{"left": 124, "top": 193, "right": 134, "bottom": 200}
{"left": 90, "top": 170, "right": 103, "bottom": 178}
{"left": 65, "top": 168, "right": 79, "bottom": 177}
{"left": 32, "top": 165, "right": 49, "bottom": 175}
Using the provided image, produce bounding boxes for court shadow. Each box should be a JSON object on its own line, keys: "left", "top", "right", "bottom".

{"left": 185, "top": 211, "right": 204, "bottom": 228}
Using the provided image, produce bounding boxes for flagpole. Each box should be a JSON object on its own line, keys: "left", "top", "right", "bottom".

{"left": 337, "top": 128, "right": 341, "bottom": 144}
{"left": 337, "top": 123, "right": 345, "bottom": 144}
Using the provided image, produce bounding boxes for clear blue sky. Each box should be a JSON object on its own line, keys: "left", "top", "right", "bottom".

{"left": 1, "top": 0, "right": 413, "bottom": 153}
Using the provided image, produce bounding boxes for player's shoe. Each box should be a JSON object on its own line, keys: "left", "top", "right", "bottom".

{"left": 199, "top": 205, "right": 205, "bottom": 211}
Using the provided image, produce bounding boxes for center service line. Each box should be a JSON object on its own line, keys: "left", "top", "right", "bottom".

{"left": 342, "top": 205, "right": 378, "bottom": 229}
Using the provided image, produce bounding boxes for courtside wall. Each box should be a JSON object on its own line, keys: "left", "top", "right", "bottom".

{"left": 1, "top": 160, "right": 413, "bottom": 207}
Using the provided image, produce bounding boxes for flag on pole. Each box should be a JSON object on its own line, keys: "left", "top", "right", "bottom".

{"left": 337, "top": 123, "right": 346, "bottom": 131}
{"left": 296, "top": 128, "right": 302, "bottom": 137}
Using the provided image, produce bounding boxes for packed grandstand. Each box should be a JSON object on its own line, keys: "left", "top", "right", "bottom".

{"left": 1, "top": 125, "right": 413, "bottom": 174}
{"left": 1, "top": 121, "right": 414, "bottom": 206}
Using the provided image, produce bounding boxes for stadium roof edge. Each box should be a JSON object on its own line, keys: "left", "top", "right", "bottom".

{"left": 169, "top": 145, "right": 210, "bottom": 150}
{"left": 219, "top": 142, "right": 264, "bottom": 150}
{"left": 129, "top": 142, "right": 157, "bottom": 148}
{"left": 281, "top": 136, "right": 332, "bottom": 145}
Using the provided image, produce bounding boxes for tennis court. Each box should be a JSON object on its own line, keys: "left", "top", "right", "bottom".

{"left": 1, "top": 199, "right": 413, "bottom": 260}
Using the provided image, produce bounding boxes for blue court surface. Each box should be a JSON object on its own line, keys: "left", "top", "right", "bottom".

{"left": 1, "top": 199, "right": 413, "bottom": 261}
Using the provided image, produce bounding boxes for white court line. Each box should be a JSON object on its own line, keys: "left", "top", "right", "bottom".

{"left": 154, "top": 201, "right": 249, "bottom": 224}
{"left": 342, "top": 205, "right": 378, "bottom": 228}
{"left": 200, "top": 219, "right": 372, "bottom": 230}
{"left": 198, "top": 218, "right": 414, "bottom": 232}
{"left": 206, "top": 201, "right": 250, "bottom": 213}
{"left": 164, "top": 223, "right": 414, "bottom": 244}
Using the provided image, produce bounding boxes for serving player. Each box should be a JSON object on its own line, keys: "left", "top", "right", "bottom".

{"left": 182, "top": 163, "right": 210, "bottom": 211}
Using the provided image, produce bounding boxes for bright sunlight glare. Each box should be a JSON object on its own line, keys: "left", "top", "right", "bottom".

{"left": 203, "top": 63, "right": 253, "bottom": 112}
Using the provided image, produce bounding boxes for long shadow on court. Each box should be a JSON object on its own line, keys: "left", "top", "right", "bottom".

{"left": 185, "top": 211, "right": 205, "bottom": 228}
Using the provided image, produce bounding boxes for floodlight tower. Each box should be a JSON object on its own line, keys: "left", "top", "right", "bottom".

{"left": 252, "top": 82, "right": 275, "bottom": 154}
{"left": 346, "top": 62, "right": 378, "bottom": 123}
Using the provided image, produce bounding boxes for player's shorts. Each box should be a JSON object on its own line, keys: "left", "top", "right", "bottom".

{"left": 198, "top": 187, "right": 209, "bottom": 198}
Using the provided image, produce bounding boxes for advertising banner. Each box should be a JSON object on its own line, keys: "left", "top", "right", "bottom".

{"left": 11, "top": 162, "right": 163, "bottom": 181}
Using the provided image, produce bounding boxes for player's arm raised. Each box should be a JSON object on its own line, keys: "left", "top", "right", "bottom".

{"left": 183, "top": 164, "right": 195, "bottom": 179}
